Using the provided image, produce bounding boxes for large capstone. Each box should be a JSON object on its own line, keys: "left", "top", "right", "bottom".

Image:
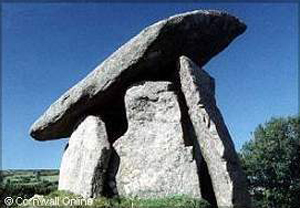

{"left": 113, "top": 81, "right": 201, "bottom": 198}
{"left": 58, "top": 115, "right": 111, "bottom": 198}
{"left": 178, "top": 56, "right": 251, "bottom": 208}
{"left": 30, "top": 10, "right": 246, "bottom": 141}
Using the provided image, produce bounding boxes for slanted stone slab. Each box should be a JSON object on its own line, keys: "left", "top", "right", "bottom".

{"left": 114, "top": 81, "right": 201, "bottom": 198}
{"left": 178, "top": 56, "right": 251, "bottom": 208}
{"left": 58, "top": 115, "right": 111, "bottom": 198}
{"left": 30, "top": 10, "right": 246, "bottom": 140}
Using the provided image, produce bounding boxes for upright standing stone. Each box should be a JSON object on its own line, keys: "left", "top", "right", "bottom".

{"left": 58, "top": 115, "right": 111, "bottom": 198}
{"left": 178, "top": 56, "right": 251, "bottom": 208}
{"left": 114, "top": 81, "right": 201, "bottom": 199}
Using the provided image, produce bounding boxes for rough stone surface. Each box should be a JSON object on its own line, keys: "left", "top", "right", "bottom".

{"left": 178, "top": 56, "right": 251, "bottom": 208}
{"left": 58, "top": 115, "right": 111, "bottom": 198}
{"left": 30, "top": 10, "right": 246, "bottom": 140}
{"left": 113, "top": 81, "right": 201, "bottom": 198}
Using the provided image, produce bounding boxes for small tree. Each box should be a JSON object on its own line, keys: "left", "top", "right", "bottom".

{"left": 239, "top": 116, "right": 300, "bottom": 208}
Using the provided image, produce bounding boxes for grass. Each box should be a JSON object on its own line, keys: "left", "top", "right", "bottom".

{"left": 20, "top": 190, "right": 211, "bottom": 208}
{"left": 1, "top": 170, "right": 211, "bottom": 208}
{"left": 1, "top": 169, "right": 59, "bottom": 185}
{"left": 43, "top": 175, "right": 59, "bottom": 182}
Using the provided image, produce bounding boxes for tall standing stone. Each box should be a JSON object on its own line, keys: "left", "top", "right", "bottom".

{"left": 114, "top": 81, "right": 201, "bottom": 198}
{"left": 178, "top": 56, "right": 251, "bottom": 208}
{"left": 58, "top": 115, "right": 111, "bottom": 198}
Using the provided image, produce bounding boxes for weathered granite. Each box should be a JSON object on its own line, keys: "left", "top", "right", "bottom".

{"left": 58, "top": 115, "right": 111, "bottom": 198}
{"left": 113, "top": 81, "right": 201, "bottom": 198}
{"left": 178, "top": 56, "right": 251, "bottom": 208}
{"left": 30, "top": 10, "right": 246, "bottom": 140}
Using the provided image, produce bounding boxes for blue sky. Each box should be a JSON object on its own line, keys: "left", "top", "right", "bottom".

{"left": 2, "top": 3, "right": 298, "bottom": 169}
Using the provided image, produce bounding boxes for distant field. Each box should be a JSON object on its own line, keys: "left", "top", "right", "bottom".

{"left": 1, "top": 169, "right": 60, "bottom": 207}
{"left": 1, "top": 169, "right": 59, "bottom": 185}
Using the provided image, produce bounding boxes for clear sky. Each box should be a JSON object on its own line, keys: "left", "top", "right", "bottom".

{"left": 2, "top": 3, "right": 298, "bottom": 169}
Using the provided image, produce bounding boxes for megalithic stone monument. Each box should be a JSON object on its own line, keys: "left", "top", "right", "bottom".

{"left": 29, "top": 10, "right": 251, "bottom": 208}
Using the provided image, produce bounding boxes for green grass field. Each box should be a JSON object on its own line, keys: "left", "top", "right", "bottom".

{"left": 1, "top": 169, "right": 59, "bottom": 185}
{"left": 1, "top": 170, "right": 211, "bottom": 208}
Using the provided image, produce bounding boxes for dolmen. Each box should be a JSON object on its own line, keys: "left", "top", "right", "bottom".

{"left": 30, "top": 10, "right": 251, "bottom": 207}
